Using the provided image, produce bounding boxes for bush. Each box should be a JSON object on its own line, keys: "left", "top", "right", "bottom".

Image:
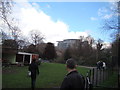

{"left": 55, "top": 57, "right": 65, "bottom": 64}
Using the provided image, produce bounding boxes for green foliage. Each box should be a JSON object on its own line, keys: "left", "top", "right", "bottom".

{"left": 2, "top": 39, "right": 18, "bottom": 49}
{"left": 63, "top": 47, "right": 72, "bottom": 61}
{"left": 99, "top": 72, "right": 118, "bottom": 88}
{"left": 26, "top": 44, "right": 38, "bottom": 53}
{"left": 2, "top": 63, "right": 89, "bottom": 88}
{"left": 61, "top": 38, "right": 98, "bottom": 66}
{"left": 57, "top": 37, "right": 112, "bottom": 66}
{"left": 42, "top": 42, "right": 57, "bottom": 60}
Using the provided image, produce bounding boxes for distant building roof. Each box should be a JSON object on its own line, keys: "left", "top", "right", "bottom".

{"left": 57, "top": 39, "right": 79, "bottom": 49}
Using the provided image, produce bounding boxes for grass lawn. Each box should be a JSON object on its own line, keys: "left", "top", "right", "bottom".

{"left": 99, "top": 71, "right": 118, "bottom": 88}
{"left": 2, "top": 62, "right": 89, "bottom": 88}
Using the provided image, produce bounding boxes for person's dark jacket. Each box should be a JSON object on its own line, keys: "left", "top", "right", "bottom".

{"left": 29, "top": 61, "right": 39, "bottom": 79}
{"left": 60, "top": 70, "right": 85, "bottom": 89}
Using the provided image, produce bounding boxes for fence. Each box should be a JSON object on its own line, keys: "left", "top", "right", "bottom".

{"left": 85, "top": 70, "right": 93, "bottom": 90}
{"left": 85, "top": 67, "right": 115, "bottom": 89}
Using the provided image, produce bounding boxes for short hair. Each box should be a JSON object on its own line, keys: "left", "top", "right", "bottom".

{"left": 32, "top": 59, "right": 36, "bottom": 62}
{"left": 66, "top": 58, "right": 76, "bottom": 69}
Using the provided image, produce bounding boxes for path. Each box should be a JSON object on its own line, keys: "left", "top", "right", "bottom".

{"left": 78, "top": 65, "right": 96, "bottom": 69}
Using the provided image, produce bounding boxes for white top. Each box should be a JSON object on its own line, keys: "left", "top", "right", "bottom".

{"left": 103, "top": 62, "right": 106, "bottom": 67}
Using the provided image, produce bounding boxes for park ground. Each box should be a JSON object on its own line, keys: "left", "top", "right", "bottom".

{"left": 2, "top": 62, "right": 118, "bottom": 89}
{"left": 2, "top": 62, "right": 89, "bottom": 88}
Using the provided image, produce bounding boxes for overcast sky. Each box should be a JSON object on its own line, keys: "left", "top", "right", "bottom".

{"left": 9, "top": 0, "right": 118, "bottom": 46}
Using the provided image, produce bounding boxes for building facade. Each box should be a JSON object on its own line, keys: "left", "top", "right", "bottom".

{"left": 57, "top": 39, "right": 79, "bottom": 49}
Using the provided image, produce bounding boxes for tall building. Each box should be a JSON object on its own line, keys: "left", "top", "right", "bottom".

{"left": 57, "top": 39, "right": 79, "bottom": 49}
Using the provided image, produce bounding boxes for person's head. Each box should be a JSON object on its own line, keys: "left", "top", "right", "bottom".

{"left": 32, "top": 59, "right": 36, "bottom": 63}
{"left": 66, "top": 58, "right": 77, "bottom": 71}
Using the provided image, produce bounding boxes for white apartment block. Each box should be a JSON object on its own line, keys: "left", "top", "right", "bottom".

{"left": 57, "top": 39, "right": 79, "bottom": 49}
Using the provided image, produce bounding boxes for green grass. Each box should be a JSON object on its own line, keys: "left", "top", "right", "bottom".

{"left": 2, "top": 62, "right": 89, "bottom": 88}
{"left": 99, "top": 72, "right": 118, "bottom": 88}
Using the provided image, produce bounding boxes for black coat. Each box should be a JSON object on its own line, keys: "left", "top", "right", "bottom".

{"left": 29, "top": 62, "right": 39, "bottom": 79}
{"left": 60, "top": 70, "right": 85, "bottom": 89}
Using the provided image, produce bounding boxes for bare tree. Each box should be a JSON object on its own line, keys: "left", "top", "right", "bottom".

{"left": 30, "top": 30, "right": 44, "bottom": 46}
{"left": 86, "top": 35, "right": 95, "bottom": 46}
{"left": 18, "top": 36, "right": 31, "bottom": 52}
{"left": 36, "top": 43, "right": 46, "bottom": 57}
{"left": 0, "top": 0, "right": 22, "bottom": 40}
{"left": 101, "top": 2, "right": 120, "bottom": 39}
{"left": 0, "top": 0, "right": 13, "bottom": 30}
{"left": 12, "top": 26, "right": 22, "bottom": 40}
{"left": 101, "top": 2, "right": 120, "bottom": 66}
{"left": 1, "top": 30, "right": 8, "bottom": 41}
{"left": 96, "top": 39, "right": 104, "bottom": 61}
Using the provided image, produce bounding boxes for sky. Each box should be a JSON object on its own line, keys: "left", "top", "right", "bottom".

{"left": 9, "top": 0, "right": 117, "bottom": 46}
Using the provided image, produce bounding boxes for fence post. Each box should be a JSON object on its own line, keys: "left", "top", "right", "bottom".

{"left": 95, "top": 68, "right": 98, "bottom": 86}
{"left": 99, "top": 69, "right": 102, "bottom": 85}
{"left": 86, "top": 71, "right": 89, "bottom": 90}
{"left": 103, "top": 69, "right": 105, "bottom": 81}
{"left": 92, "top": 68, "right": 94, "bottom": 86}
{"left": 106, "top": 69, "right": 108, "bottom": 80}
{"left": 89, "top": 69, "right": 91, "bottom": 82}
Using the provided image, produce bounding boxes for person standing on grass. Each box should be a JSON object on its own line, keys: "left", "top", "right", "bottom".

{"left": 60, "top": 58, "right": 85, "bottom": 89}
{"left": 29, "top": 59, "right": 39, "bottom": 90}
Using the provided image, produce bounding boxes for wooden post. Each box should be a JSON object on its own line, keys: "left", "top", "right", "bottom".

{"left": 86, "top": 71, "right": 89, "bottom": 90}
{"left": 102, "top": 69, "right": 104, "bottom": 82}
{"left": 95, "top": 68, "right": 98, "bottom": 86}
{"left": 92, "top": 68, "right": 94, "bottom": 86}
{"left": 89, "top": 69, "right": 91, "bottom": 82}
{"left": 99, "top": 69, "right": 102, "bottom": 84}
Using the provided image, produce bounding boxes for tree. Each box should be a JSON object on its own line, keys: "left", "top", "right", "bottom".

{"left": 30, "top": 30, "right": 44, "bottom": 46}
{"left": 64, "top": 47, "right": 72, "bottom": 61}
{"left": 36, "top": 43, "right": 46, "bottom": 58}
{"left": 11, "top": 26, "right": 22, "bottom": 40}
{"left": 102, "top": 2, "right": 120, "bottom": 34}
{"left": 86, "top": 35, "right": 95, "bottom": 46}
{"left": 101, "top": 2, "right": 120, "bottom": 68}
{"left": 42, "top": 42, "right": 57, "bottom": 61}
{"left": 16, "top": 36, "right": 31, "bottom": 52}
{"left": 0, "top": 0, "right": 22, "bottom": 40}
{"left": 61, "top": 36, "right": 96, "bottom": 65}
{"left": 2, "top": 39, "right": 18, "bottom": 50}
{"left": 96, "top": 39, "right": 103, "bottom": 61}
{"left": 0, "top": 0, "right": 13, "bottom": 30}
{"left": 100, "top": 3, "right": 119, "bottom": 87}
{"left": 27, "top": 44, "right": 37, "bottom": 53}
{"left": 111, "top": 40, "right": 118, "bottom": 67}
{"left": 17, "top": 40, "right": 27, "bottom": 51}
{"left": 1, "top": 30, "right": 8, "bottom": 41}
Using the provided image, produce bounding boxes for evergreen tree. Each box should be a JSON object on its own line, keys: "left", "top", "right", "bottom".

{"left": 42, "top": 42, "right": 57, "bottom": 61}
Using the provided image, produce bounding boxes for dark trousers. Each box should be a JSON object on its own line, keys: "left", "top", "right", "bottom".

{"left": 31, "top": 77, "right": 36, "bottom": 90}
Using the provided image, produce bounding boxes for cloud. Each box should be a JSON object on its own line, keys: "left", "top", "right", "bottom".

{"left": 31, "top": 2, "right": 41, "bottom": 10}
{"left": 12, "top": 2, "right": 89, "bottom": 45}
{"left": 102, "top": 42, "right": 111, "bottom": 48}
{"left": 90, "top": 17, "right": 98, "bottom": 21}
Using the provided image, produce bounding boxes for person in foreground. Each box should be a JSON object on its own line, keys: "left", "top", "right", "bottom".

{"left": 60, "top": 58, "right": 85, "bottom": 89}
{"left": 29, "top": 59, "right": 39, "bottom": 90}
